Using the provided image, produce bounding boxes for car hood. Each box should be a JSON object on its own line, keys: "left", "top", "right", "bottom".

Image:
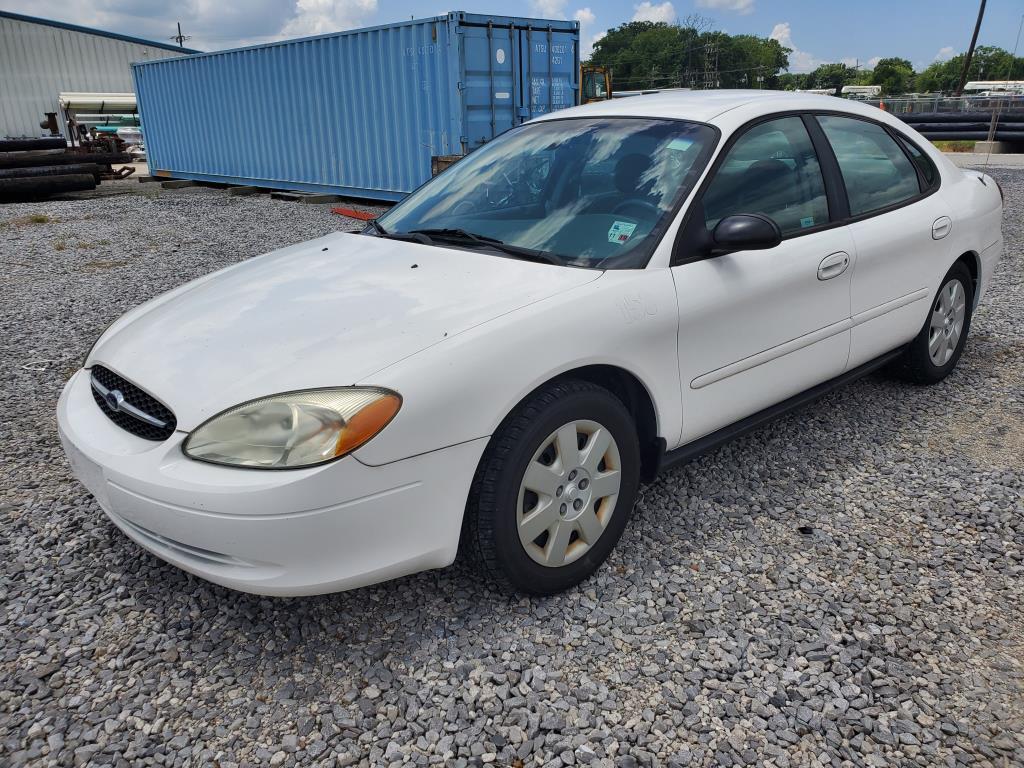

{"left": 90, "top": 232, "right": 601, "bottom": 430}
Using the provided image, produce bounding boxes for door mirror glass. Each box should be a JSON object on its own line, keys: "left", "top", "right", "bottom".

{"left": 712, "top": 214, "right": 782, "bottom": 252}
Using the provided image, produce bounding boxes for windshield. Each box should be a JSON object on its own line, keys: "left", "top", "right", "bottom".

{"left": 375, "top": 117, "right": 718, "bottom": 269}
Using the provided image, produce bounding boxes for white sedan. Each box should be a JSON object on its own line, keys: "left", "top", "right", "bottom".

{"left": 58, "top": 91, "right": 1003, "bottom": 596}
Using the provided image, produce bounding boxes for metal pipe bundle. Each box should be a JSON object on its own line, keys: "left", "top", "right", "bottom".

{"left": 0, "top": 173, "right": 96, "bottom": 201}
{"left": 0, "top": 151, "right": 131, "bottom": 170}
{"left": 0, "top": 163, "right": 102, "bottom": 180}
{"left": 897, "top": 110, "right": 1024, "bottom": 142}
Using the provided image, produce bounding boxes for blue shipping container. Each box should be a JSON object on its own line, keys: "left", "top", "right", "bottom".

{"left": 132, "top": 11, "right": 580, "bottom": 201}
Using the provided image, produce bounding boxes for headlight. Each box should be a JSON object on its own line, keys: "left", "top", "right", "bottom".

{"left": 182, "top": 388, "right": 401, "bottom": 469}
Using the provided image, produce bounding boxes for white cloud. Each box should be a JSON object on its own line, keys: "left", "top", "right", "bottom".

{"left": 867, "top": 56, "right": 882, "bottom": 69}
{"left": 530, "top": 0, "right": 569, "bottom": 18}
{"left": 0, "top": 0, "right": 378, "bottom": 50}
{"left": 772, "top": 20, "right": 860, "bottom": 73}
{"left": 769, "top": 22, "right": 793, "bottom": 47}
{"left": 696, "top": 0, "right": 754, "bottom": 15}
{"left": 575, "top": 6, "right": 596, "bottom": 25}
{"left": 771, "top": 22, "right": 821, "bottom": 73}
{"left": 934, "top": 46, "right": 956, "bottom": 61}
{"left": 281, "top": 0, "right": 376, "bottom": 38}
{"left": 574, "top": 7, "right": 601, "bottom": 58}
{"left": 632, "top": 1, "right": 677, "bottom": 23}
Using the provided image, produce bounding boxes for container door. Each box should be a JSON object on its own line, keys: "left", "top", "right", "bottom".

{"left": 461, "top": 23, "right": 518, "bottom": 151}
{"left": 518, "top": 27, "right": 578, "bottom": 122}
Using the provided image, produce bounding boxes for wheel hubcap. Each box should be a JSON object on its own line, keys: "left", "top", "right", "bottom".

{"left": 928, "top": 278, "right": 967, "bottom": 367}
{"left": 516, "top": 419, "right": 621, "bottom": 568}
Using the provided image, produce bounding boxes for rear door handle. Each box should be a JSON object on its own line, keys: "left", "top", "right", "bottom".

{"left": 932, "top": 216, "right": 952, "bottom": 240}
{"left": 817, "top": 251, "right": 850, "bottom": 281}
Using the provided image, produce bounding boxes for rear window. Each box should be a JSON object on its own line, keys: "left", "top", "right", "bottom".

{"left": 896, "top": 134, "right": 938, "bottom": 189}
{"left": 818, "top": 115, "right": 922, "bottom": 217}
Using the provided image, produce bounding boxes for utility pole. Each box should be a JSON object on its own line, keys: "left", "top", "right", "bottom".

{"left": 170, "top": 22, "right": 192, "bottom": 49}
{"left": 954, "top": 0, "right": 986, "bottom": 96}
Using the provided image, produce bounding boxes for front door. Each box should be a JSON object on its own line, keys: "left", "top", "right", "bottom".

{"left": 670, "top": 115, "right": 854, "bottom": 444}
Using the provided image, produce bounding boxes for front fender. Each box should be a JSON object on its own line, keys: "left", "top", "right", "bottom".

{"left": 353, "top": 268, "right": 682, "bottom": 465}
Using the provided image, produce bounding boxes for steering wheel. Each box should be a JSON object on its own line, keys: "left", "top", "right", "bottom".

{"left": 612, "top": 199, "right": 660, "bottom": 219}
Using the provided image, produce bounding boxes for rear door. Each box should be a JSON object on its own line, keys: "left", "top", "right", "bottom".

{"left": 461, "top": 23, "right": 577, "bottom": 152}
{"left": 462, "top": 23, "right": 519, "bottom": 151}
{"left": 813, "top": 115, "right": 951, "bottom": 368}
{"left": 518, "top": 26, "right": 578, "bottom": 121}
{"left": 670, "top": 114, "right": 855, "bottom": 444}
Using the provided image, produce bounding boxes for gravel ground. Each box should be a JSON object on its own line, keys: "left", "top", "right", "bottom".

{"left": 1, "top": 173, "right": 1022, "bottom": 768}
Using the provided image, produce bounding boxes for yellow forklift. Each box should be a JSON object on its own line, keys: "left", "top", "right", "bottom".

{"left": 581, "top": 65, "right": 612, "bottom": 103}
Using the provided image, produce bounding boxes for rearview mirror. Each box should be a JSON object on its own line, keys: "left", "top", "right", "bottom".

{"left": 712, "top": 213, "right": 782, "bottom": 253}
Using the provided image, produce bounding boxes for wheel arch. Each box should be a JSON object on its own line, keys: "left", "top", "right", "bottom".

{"left": 484, "top": 363, "right": 663, "bottom": 484}
{"left": 954, "top": 250, "right": 980, "bottom": 308}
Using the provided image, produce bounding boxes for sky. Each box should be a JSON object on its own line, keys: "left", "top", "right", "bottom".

{"left": 3, "top": 0, "right": 1023, "bottom": 74}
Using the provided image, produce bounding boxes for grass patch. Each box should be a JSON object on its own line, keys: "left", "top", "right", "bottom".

{"left": 54, "top": 239, "right": 67, "bottom": 251}
{"left": 81, "top": 259, "right": 128, "bottom": 271}
{"left": 932, "top": 140, "right": 976, "bottom": 153}
{"left": 6, "top": 213, "right": 54, "bottom": 226}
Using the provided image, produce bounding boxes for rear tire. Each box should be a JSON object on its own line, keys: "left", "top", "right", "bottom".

{"left": 893, "top": 261, "right": 973, "bottom": 385}
{"left": 465, "top": 380, "right": 640, "bottom": 595}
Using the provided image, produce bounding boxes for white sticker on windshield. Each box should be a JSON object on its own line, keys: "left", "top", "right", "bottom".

{"left": 608, "top": 220, "right": 637, "bottom": 244}
{"left": 667, "top": 138, "right": 694, "bottom": 151}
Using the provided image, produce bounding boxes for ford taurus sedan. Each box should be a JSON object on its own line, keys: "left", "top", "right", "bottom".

{"left": 58, "top": 91, "right": 1004, "bottom": 596}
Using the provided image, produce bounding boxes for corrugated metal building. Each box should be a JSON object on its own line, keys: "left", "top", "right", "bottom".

{"left": 0, "top": 11, "right": 198, "bottom": 139}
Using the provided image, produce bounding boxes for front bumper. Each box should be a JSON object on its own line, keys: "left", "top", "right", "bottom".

{"left": 57, "top": 370, "right": 487, "bottom": 596}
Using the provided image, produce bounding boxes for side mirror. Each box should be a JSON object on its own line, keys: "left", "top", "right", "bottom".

{"left": 711, "top": 213, "right": 782, "bottom": 253}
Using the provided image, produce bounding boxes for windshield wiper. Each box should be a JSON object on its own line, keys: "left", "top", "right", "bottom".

{"left": 407, "top": 228, "right": 560, "bottom": 265}
{"left": 365, "top": 218, "right": 387, "bottom": 235}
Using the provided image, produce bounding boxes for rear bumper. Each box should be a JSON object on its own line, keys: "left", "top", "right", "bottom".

{"left": 57, "top": 370, "right": 486, "bottom": 596}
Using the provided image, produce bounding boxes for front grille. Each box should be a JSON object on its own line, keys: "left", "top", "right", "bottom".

{"left": 90, "top": 365, "right": 177, "bottom": 441}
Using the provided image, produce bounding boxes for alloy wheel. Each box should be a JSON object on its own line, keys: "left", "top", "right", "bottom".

{"left": 928, "top": 278, "right": 967, "bottom": 366}
{"left": 516, "top": 419, "right": 621, "bottom": 567}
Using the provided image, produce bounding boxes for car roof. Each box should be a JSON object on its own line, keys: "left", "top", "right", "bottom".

{"left": 535, "top": 89, "right": 884, "bottom": 126}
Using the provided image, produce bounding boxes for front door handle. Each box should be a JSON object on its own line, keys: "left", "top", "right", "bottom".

{"left": 817, "top": 251, "right": 850, "bottom": 281}
{"left": 932, "top": 216, "right": 952, "bottom": 240}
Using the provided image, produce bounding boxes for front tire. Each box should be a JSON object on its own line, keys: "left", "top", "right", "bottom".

{"left": 465, "top": 380, "right": 641, "bottom": 595}
{"left": 894, "top": 261, "right": 974, "bottom": 385}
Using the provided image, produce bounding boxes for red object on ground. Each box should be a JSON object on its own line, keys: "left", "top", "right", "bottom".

{"left": 331, "top": 207, "right": 377, "bottom": 221}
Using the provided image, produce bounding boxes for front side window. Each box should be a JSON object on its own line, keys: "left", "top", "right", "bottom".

{"left": 582, "top": 70, "right": 608, "bottom": 100}
{"left": 702, "top": 116, "right": 829, "bottom": 236}
{"left": 376, "top": 117, "right": 718, "bottom": 269}
{"left": 818, "top": 115, "right": 922, "bottom": 216}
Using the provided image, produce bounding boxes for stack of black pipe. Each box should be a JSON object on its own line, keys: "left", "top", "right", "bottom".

{"left": 896, "top": 110, "right": 1024, "bottom": 143}
{"left": 0, "top": 137, "right": 131, "bottom": 202}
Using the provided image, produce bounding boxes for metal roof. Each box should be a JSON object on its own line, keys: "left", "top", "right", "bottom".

{"left": 0, "top": 12, "right": 194, "bottom": 138}
{"left": 0, "top": 10, "right": 200, "bottom": 54}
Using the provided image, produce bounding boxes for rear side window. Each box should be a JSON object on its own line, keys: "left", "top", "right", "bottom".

{"left": 703, "top": 116, "right": 829, "bottom": 236}
{"left": 896, "top": 135, "right": 938, "bottom": 189}
{"left": 817, "top": 115, "right": 922, "bottom": 216}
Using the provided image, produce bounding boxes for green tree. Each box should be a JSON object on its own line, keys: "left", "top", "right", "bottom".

{"left": 776, "top": 73, "right": 810, "bottom": 91}
{"left": 588, "top": 20, "right": 790, "bottom": 91}
{"left": 808, "top": 63, "right": 859, "bottom": 92}
{"left": 916, "top": 46, "right": 1024, "bottom": 93}
{"left": 869, "top": 57, "right": 914, "bottom": 95}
